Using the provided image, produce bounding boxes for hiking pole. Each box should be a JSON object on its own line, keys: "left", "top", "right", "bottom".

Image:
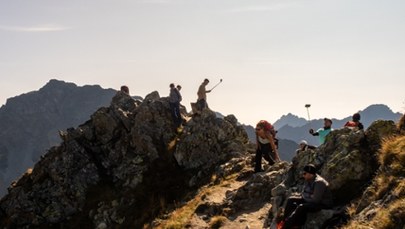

{"left": 305, "top": 104, "right": 311, "bottom": 122}
{"left": 210, "top": 79, "right": 223, "bottom": 91}
{"left": 305, "top": 104, "right": 313, "bottom": 132}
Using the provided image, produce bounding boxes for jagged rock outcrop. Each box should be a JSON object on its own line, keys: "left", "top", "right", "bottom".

{"left": 1, "top": 81, "right": 402, "bottom": 229}
{"left": 175, "top": 113, "right": 248, "bottom": 171}
{"left": 0, "top": 79, "right": 117, "bottom": 196}
{"left": 269, "top": 120, "right": 398, "bottom": 228}
{"left": 343, "top": 133, "right": 405, "bottom": 229}
{"left": 0, "top": 91, "right": 249, "bottom": 228}
{"left": 151, "top": 119, "right": 400, "bottom": 229}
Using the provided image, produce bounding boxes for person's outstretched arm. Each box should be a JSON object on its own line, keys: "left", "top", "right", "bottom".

{"left": 309, "top": 129, "right": 319, "bottom": 136}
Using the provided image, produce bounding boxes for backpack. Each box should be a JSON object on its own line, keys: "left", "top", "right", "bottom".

{"left": 344, "top": 121, "right": 357, "bottom": 129}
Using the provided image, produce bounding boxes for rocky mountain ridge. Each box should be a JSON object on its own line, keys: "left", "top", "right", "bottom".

{"left": 0, "top": 91, "right": 249, "bottom": 228}
{"left": 0, "top": 79, "right": 117, "bottom": 196}
{"left": 0, "top": 86, "right": 403, "bottom": 228}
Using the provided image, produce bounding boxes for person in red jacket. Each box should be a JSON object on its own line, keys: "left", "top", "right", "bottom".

{"left": 344, "top": 113, "right": 364, "bottom": 130}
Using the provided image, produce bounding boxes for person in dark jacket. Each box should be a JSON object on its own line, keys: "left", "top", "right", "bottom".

{"left": 281, "top": 164, "right": 333, "bottom": 229}
{"left": 169, "top": 83, "right": 182, "bottom": 129}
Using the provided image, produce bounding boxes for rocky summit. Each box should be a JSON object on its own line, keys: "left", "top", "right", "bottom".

{"left": 0, "top": 91, "right": 249, "bottom": 228}
{"left": 0, "top": 89, "right": 403, "bottom": 229}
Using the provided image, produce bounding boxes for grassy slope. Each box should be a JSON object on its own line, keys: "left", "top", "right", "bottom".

{"left": 344, "top": 135, "right": 405, "bottom": 229}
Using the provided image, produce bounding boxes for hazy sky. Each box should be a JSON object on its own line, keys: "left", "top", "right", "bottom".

{"left": 1, "top": 0, "right": 404, "bottom": 126}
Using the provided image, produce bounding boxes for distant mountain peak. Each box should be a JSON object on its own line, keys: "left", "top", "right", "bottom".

{"left": 40, "top": 79, "right": 77, "bottom": 90}
{"left": 273, "top": 113, "right": 307, "bottom": 129}
{"left": 275, "top": 104, "right": 402, "bottom": 146}
{"left": 362, "top": 104, "right": 394, "bottom": 114}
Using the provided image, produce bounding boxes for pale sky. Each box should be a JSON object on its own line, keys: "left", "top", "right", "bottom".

{"left": 1, "top": 0, "right": 404, "bottom": 126}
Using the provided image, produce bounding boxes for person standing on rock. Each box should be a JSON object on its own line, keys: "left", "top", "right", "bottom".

{"left": 196, "top": 78, "right": 211, "bottom": 111}
{"left": 344, "top": 113, "right": 364, "bottom": 130}
{"left": 169, "top": 83, "right": 182, "bottom": 129}
{"left": 254, "top": 120, "right": 280, "bottom": 173}
{"left": 309, "top": 118, "right": 333, "bottom": 145}
{"left": 280, "top": 164, "right": 333, "bottom": 229}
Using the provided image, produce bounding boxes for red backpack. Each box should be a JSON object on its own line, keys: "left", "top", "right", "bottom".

{"left": 345, "top": 121, "right": 357, "bottom": 128}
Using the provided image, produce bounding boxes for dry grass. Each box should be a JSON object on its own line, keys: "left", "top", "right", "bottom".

{"left": 372, "top": 199, "right": 405, "bottom": 228}
{"left": 379, "top": 136, "right": 405, "bottom": 176}
{"left": 345, "top": 203, "right": 358, "bottom": 218}
{"left": 209, "top": 216, "right": 227, "bottom": 229}
{"left": 344, "top": 197, "right": 405, "bottom": 229}
{"left": 155, "top": 177, "right": 235, "bottom": 229}
{"left": 343, "top": 135, "right": 405, "bottom": 228}
{"left": 398, "top": 114, "right": 405, "bottom": 133}
{"left": 156, "top": 194, "right": 203, "bottom": 229}
{"left": 341, "top": 223, "right": 373, "bottom": 229}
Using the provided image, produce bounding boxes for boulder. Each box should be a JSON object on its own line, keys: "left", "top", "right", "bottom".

{"left": 174, "top": 110, "right": 248, "bottom": 172}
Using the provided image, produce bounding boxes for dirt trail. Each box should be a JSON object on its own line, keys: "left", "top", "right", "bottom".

{"left": 186, "top": 177, "right": 272, "bottom": 229}
{"left": 220, "top": 203, "right": 272, "bottom": 229}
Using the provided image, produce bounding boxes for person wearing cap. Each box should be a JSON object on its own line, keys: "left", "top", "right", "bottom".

{"left": 295, "top": 140, "right": 316, "bottom": 155}
{"left": 196, "top": 78, "right": 211, "bottom": 111}
{"left": 280, "top": 164, "right": 333, "bottom": 229}
{"left": 254, "top": 120, "right": 280, "bottom": 173}
{"left": 344, "top": 112, "right": 364, "bottom": 130}
{"left": 309, "top": 118, "right": 333, "bottom": 145}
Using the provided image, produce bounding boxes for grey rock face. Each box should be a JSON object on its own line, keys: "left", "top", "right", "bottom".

{"left": 0, "top": 79, "right": 116, "bottom": 196}
{"left": 0, "top": 90, "right": 249, "bottom": 228}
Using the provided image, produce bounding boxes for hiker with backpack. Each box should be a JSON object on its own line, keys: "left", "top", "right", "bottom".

{"left": 254, "top": 120, "right": 280, "bottom": 173}
{"left": 344, "top": 113, "right": 364, "bottom": 130}
{"left": 169, "top": 83, "right": 182, "bottom": 129}
{"left": 309, "top": 118, "right": 333, "bottom": 145}
{"left": 278, "top": 164, "right": 333, "bottom": 229}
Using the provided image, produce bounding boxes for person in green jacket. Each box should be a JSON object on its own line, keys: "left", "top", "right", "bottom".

{"left": 309, "top": 118, "right": 333, "bottom": 145}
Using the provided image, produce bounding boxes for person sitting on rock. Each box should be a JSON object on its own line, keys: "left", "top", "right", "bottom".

{"left": 344, "top": 113, "right": 364, "bottom": 130}
{"left": 309, "top": 118, "right": 333, "bottom": 145}
{"left": 280, "top": 164, "right": 333, "bottom": 229}
{"left": 254, "top": 120, "right": 280, "bottom": 173}
{"left": 295, "top": 140, "right": 316, "bottom": 155}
